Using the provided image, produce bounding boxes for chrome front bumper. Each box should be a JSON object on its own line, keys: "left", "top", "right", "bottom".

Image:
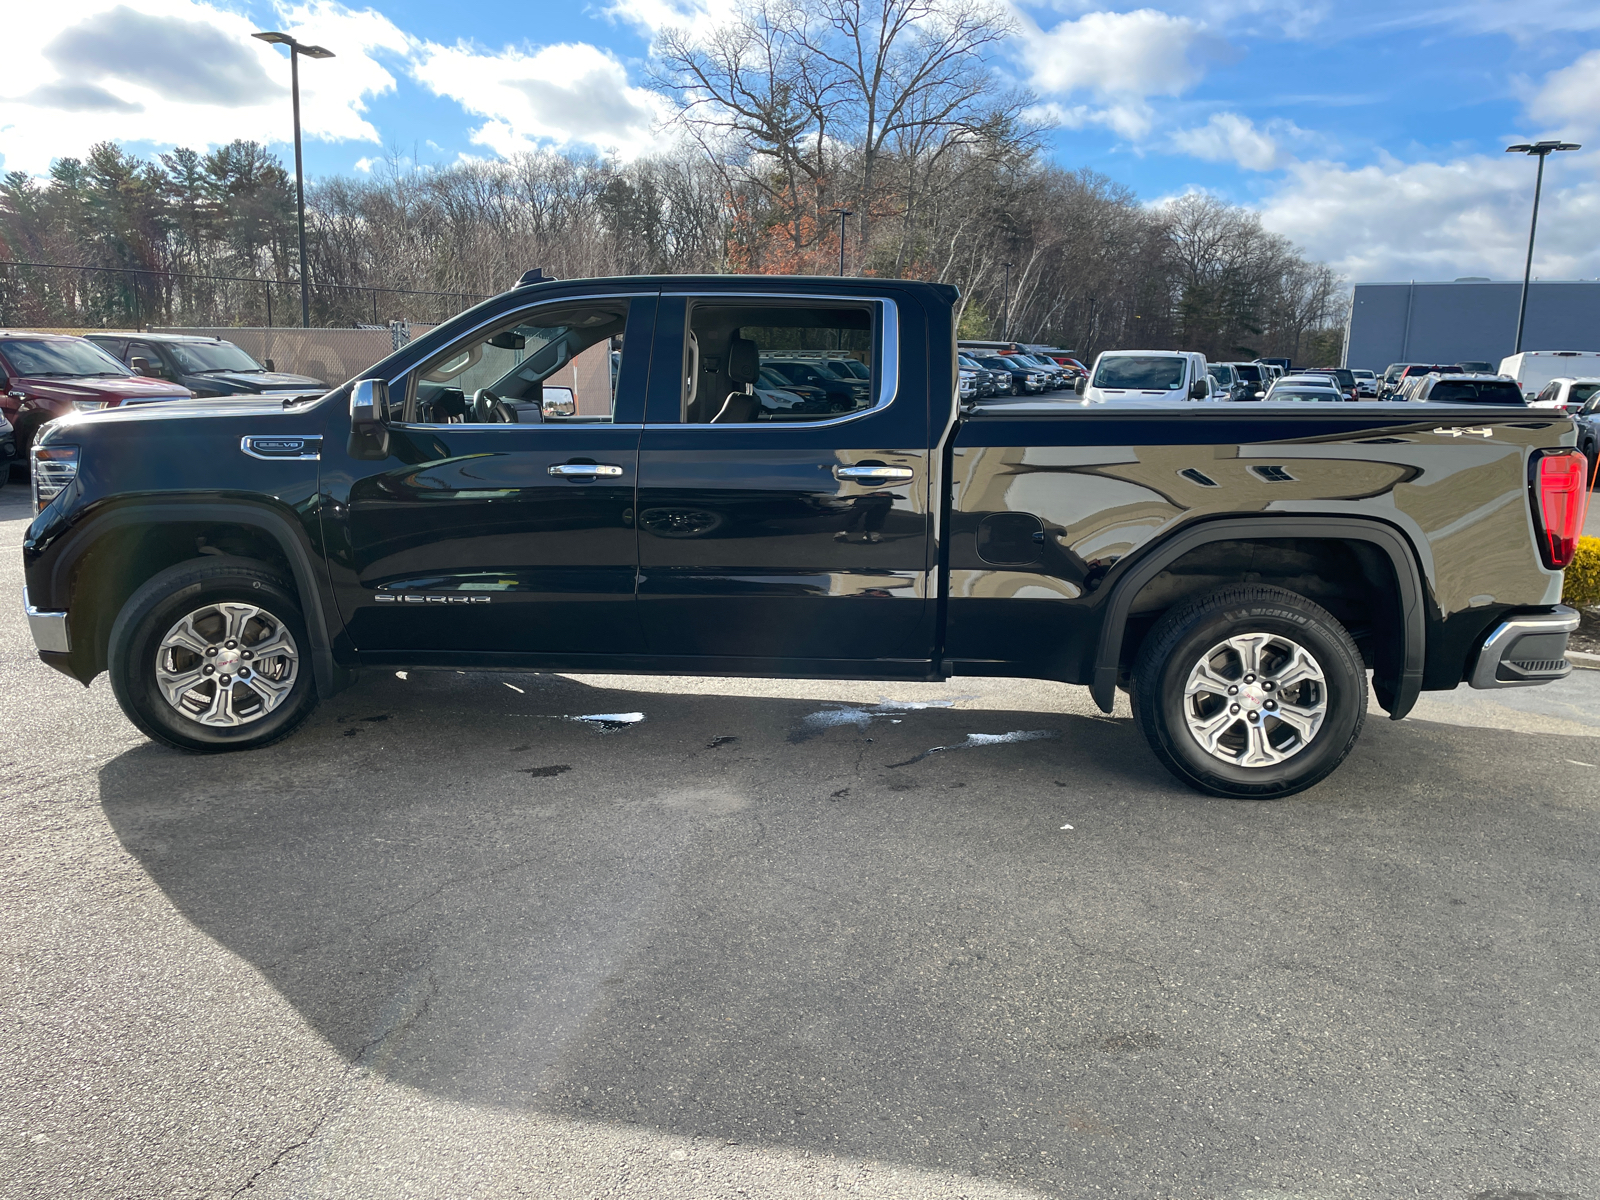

{"left": 1469, "top": 606, "right": 1580, "bottom": 689}
{"left": 23, "top": 588, "right": 70, "bottom": 654}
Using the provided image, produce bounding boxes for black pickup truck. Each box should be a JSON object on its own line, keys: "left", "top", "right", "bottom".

{"left": 20, "top": 275, "right": 1590, "bottom": 798}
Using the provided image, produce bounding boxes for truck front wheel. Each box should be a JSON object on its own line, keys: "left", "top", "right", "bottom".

{"left": 108, "top": 559, "right": 319, "bottom": 752}
{"left": 1131, "top": 585, "right": 1367, "bottom": 799}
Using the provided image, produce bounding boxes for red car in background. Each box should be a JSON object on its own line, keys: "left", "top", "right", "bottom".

{"left": 1, "top": 332, "right": 192, "bottom": 467}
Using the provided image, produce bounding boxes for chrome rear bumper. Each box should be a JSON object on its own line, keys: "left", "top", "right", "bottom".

{"left": 1469, "top": 606, "right": 1580, "bottom": 689}
{"left": 23, "top": 588, "right": 70, "bottom": 654}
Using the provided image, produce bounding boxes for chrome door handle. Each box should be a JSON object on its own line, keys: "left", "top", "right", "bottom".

{"left": 548, "top": 463, "right": 624, "bottom": 477}
{"left": 835, "top": 465, "right": 914, "bottom": 482}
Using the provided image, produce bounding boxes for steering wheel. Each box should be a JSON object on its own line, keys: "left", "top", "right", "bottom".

{"left": 470, "top": 388, "right": 516, "bottom": 424}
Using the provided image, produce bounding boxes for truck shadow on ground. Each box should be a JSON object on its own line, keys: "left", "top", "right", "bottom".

{"left": 97, "top": 670, "right": 1600, "bottom": 1193}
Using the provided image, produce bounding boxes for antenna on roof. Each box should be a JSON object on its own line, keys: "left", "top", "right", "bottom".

{"left": 517, "top": 267, "right": 557, "bottom": 287}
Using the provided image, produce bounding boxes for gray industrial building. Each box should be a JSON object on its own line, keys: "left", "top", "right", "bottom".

{"left": 1343, "top": 279, "right": 1600, "bottom": 372}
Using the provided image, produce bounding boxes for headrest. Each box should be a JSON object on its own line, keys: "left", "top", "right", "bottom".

{"left": 727, "top": 336, "right": 759, "bottom": 385}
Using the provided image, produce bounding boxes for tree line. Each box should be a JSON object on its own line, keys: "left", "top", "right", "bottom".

{"left": 0, "top": 0, "right": 1347, "bottom": 364}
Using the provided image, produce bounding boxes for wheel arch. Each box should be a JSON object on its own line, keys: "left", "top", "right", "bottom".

{"left": 1090, "top": 516, "right": 1426, "bottom": 720}
{"left": 42, "top": 499, "right": 349, "bottom": 699}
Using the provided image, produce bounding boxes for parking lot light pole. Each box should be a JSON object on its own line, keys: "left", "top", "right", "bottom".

{"left": 253, "top": 31, "right": 335, "bottom": 329}
{"left": 830, "top": 208, "right": 853, "bottom": 276}
{"left": 1506, "top": 140, "right": 1580, "bottom": 354}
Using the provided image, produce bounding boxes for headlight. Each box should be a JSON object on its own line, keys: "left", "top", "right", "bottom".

{"left": 71, "top": 400, "right": 107, "bottom": 412}
{"left": 32, "top": 444, "right": 80, "bottom": 513}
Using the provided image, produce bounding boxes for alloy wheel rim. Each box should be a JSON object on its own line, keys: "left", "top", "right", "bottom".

{"left": 1182, "top": 632, "right": 1327, "bottom": 767}
{"left": 154, "top": 602, "right": 299, "bottom": 727}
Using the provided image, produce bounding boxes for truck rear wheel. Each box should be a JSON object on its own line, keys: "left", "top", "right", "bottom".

{"left": 1131, "top": 585, "right": 1366, "bottom": 799}
{"left": 109, "top": 559, "right": 319, "bottom": 752}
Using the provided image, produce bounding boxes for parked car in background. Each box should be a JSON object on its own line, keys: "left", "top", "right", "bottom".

{"left": 760, "top": 358, "right": 868, "bottom": 411}
{"left": 1216, "top": 361, "right": 1268, "bottom": 399}
{"left": 1256, "top": 357, "right": 1292, "bottom": 374}
{"left": 1078, "top": 350, "right": 1210, "bottom": 403}
{"left": 1498, "top": 351, "right": 1600, "bottom": 400}
{"left": 1530, "top": 377, "right": 1600, "bottom": 413}
{"left": 1573, "top": 393, "right": 1600, "bottom": 475}
{"left": 0, "top": 332, "right": 192, "bottom": 464}
{"left": 83, "top": 332, "right": 324, "bottom": 399}
{"left": 1408, "top": 374, "right": 1528, "bottom": 405}
{"left": 1207, "top": 362, "right": 1244, "bottom": 401}
{"left": 1380, "top": 362, "right": 1434, "bottom": 396}
{"left": 1390, "top": 364, "right": 1458, "bottom": 397}
{"left": 976, "top": 355, "right": 1048, "bottom": 396}
{"left": 0, "top": 411, "right": 15, "bottom": 477}
{"left": 1016, "top": 353, "right": 1069, "bottom": 390}
{"left": 958, "top": 354, "right": 1006, "bottom": 398}
{"left": 1301, "top": 367, "right": 1359, "bottom": 400}
{"left": 1350, "top": 369, "right": 1378, "bottom": 396}
{"left": 1264, "top": 376, "right": 1346, "bottom": 403}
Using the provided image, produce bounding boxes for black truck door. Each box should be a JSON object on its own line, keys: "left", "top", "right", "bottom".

{"left": 635, "top": 289, "right": 937, "bottom": 669}
{"left": 327, "top": 293, "right": 654, "bottom": 659}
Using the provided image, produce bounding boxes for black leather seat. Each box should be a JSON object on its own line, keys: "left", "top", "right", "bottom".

{"left": 710, "top": 336, "right": 761, "bottom": 423}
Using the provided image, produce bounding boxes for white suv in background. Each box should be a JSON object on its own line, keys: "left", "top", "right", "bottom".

{"left": 1529, "top": 377, "right": 1600, "bottom": 412}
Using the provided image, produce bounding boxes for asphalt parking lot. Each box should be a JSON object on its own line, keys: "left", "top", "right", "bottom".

{"left": 2, "top": 483, "right": 1598, "bottom": 1199}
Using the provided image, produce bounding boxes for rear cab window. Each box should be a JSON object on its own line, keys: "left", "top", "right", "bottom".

{"left": 672, "top": 299, "right": 882, "bottom": 424}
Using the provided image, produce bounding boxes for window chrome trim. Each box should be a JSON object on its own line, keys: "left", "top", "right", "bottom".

{"left": 654, "top": 293, "right": 899, "bottom": 430}
{"left": 382, "top": 290, "right": 655, "bottom": 429}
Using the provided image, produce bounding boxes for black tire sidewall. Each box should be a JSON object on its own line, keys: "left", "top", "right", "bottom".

{"left": 110, "top": 565, "right": 317, "bottom": 752}
{"left": 1137, "top": 592, "right": 1366, "bottom": 798}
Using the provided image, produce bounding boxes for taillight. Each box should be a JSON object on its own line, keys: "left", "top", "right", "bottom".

{"left": 32, "top": 444, "right": 80, "bottom": 513}
{"left": 1530, "top": 450, "right": 1589, "bottom": 570}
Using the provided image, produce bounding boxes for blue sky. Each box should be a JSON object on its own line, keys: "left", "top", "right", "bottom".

{"left": 3, "top": 0, "right": 1598, "bottom": 281}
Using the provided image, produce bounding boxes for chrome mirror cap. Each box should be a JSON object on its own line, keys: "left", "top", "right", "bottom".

{"left": 351, "top": 378, "right": 389, "bottom": 425}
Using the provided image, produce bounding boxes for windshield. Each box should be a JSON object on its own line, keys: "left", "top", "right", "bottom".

{"left": 1232, "top": 364, "right": 1263, "bottom": 383}
{"left": 1093, "top": 356, "right": 1186, "bottom": 390}
{"left": 830, "top": 358, "right": 870, "bottom": 379}
{"left": 1270, "top": 387, "right": 1340, "bottom": 402}
{"left": 0, "top": 337, "right": 131, "bottom": 378}
{"left": 1208, "top": 365, "right": 1236, "bottom": 384}
{"left": 1427, "top": 380, "right": 1526, "bottom": 404}
{"left": 167, "top": 340, "right": 265, "bottom": 373}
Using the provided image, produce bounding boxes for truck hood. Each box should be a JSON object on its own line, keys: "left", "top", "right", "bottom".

{"left": 194, "top": 370, "right": 326, "bottom": 392}
{"left": 62, "top": 396, "right": 302, "bottom": 424}
{"left": 17, "top": 374, "right": 193, "bottom": 403}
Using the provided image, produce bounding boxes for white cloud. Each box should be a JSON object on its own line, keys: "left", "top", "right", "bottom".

{"left": 411, "top": 40, "right": 668, "bottom": 160}
{"left": 1024, "top": 9, "right": 1217, "bottom": 100}
{"left": 1258, "top": 151, "right": 1600, "bottom": 281}
{"left": 1526, "top": 48, "right": 1600, "bottom": 137}
{"left": 353, "top": 156, "right": 376, "bottom": 172}
{"left": 1170, "top": 111, "right": 1307, "bottom": 170}
{"left": 0, "top": 0, "right": 411, "bottom": 175}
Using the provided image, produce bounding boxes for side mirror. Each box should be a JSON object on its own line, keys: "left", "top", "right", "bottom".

{"left": 1073, "top": 376, "right": 1087, "bottom": 395}
{"left": 350, "top": 378, "right": 389, "bottom": 427}
{"left": 541, "top": 386, "right": 576, "bottom": 418}
{"left": 130, "top": 356, "right": 157, "bottom": 377}
{"left": 1189, "top": 380, "right": 1207, "bottom": 400}
{"left": 265, "top": 358, "right": 276, "bottom": 372}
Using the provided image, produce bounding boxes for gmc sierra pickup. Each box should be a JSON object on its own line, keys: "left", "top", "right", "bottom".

{"left": 19, "top": 275, "right": 1590, "bottom": 798}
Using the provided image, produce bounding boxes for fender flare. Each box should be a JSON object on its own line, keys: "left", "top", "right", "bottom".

{"left": 1089, "top": 516, "right": 1427, "bottom": 720}
{"left": 44, "top": 499, "right": 349, "bottom": 700}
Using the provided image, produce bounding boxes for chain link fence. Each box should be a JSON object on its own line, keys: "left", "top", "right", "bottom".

{"left": 0, "top": 260, "right": 487, "bottom": 336}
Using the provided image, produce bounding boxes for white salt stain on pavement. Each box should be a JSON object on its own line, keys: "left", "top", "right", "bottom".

{"left": 792, "top": 699, "right": 964, "bottom": 741}
{"left": 888, "top": 729, "right": 1059, "bottom": 768}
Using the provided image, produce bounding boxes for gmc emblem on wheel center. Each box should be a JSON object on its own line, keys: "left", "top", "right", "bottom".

{"left": 373, "top": 594, "right": 491, "bottom": 603}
